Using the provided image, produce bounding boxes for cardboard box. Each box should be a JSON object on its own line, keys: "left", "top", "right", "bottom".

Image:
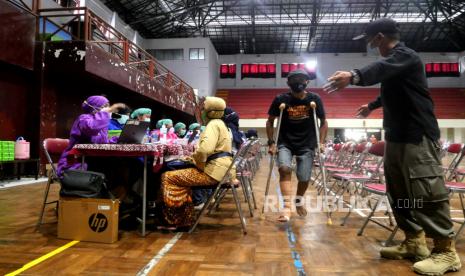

{"left": 58, "top": 197, "right": 119, "bottom": 243}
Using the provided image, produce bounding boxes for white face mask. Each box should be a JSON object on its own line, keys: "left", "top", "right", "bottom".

{"left": 144, "top": 118, "right": 151, "bottom": 123}
{"left": 116, "top": 114, "right": 129, "bottom": 125}
{"left": 366, "top": 38, "right": 380, "bottom": 56}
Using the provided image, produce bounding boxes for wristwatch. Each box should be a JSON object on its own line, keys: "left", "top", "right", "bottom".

{"left": 267, "top": 139, "right": 275, "bottom": 146}
{"left": 350, "top": 70, "right": 360, "bottom": 85}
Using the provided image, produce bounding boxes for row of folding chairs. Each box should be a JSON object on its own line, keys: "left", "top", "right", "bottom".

{"left": 313, "top": 140, "right": 465, "bottom": 244}
{"left": 312, "top": 141, "right": 397, "bottom": 245}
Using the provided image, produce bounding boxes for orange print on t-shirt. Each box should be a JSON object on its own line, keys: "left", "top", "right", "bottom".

{"left": 287, "top": 105, "right": 310, "bottom": 120}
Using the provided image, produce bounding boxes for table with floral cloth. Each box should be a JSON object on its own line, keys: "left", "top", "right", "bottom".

{"left": 69, "top": 143, "right": 195, "bottom": 173}
{"left": 68, "top": 142, "right": 195, "bottom": 236}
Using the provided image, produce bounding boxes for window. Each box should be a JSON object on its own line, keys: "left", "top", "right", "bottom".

{"left": 425, "top": 62, "right": 460, "bottom": 77}
{"left": 220, "top": 64, "right": 236, "bottom": 79}
{"left": 189, "top": 48, "right": 205, "bottom": 60}
{"left": 281, "top": 63, "right": 316, "bottom": 79}
{"left": 241, "top": 63, "right": 276, "bottom": 79}
{"left": 146, "top": 49, "right": 183, "bottom": 60}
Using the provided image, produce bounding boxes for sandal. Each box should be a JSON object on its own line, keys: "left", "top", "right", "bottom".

{"left": 277, "top": 208, "right": 291, "bottom": 222}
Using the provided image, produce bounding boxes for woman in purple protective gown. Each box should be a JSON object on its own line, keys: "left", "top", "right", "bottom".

{"left": 57, "top": 95, "right": 119, "bottom": 177}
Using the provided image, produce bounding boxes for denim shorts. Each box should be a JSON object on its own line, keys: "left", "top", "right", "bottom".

{"left": 277, "top": 145, "right": 315, "bottom": 182}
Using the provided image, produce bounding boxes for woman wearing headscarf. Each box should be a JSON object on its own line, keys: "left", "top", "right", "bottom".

{"left": 174, "top": 122, "right": 187, "bottom": 138}
{"left": 159, "top": 97, "right": 236, "bottom": 229}
{"left": 131, "top": 108, "right": 152, "bottom": 122}
{"left": 223, "top": 107, "right": 245, "bottom": 152}
{"left": 57, "top": 95, "right": 120, "bottom": 176}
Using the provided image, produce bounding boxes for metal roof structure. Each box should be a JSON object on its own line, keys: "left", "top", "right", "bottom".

{"left": 101, "top": 0, "right": 465, "bottom": 54}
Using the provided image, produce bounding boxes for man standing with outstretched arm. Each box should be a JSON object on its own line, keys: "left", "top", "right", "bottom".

{"left": 324, "top": 18, "right": 460, "bottom": 276}
{"left": 267, "top": 69, "right": 328, "bottom": 222}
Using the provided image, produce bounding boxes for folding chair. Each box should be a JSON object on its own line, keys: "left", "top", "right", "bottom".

{"left": 447, "top": 146, "right": 465, "bottom": 182}
{"left": 189, "top": 141, "right": 254, "bottom": 234}
{"left": 358, "top": 183, "right": 399, "bottom": 246}
{"left": 446, "top": 178, "right": 465, "bottom": 240}
{"left": 442, "top": 143, "right": 464, "bottom": 181}
{"left": 37, "top": 138, "right": 69, "bottom": 229}
{"left": 336, "top": 141, "right": 385, "bottom": 226}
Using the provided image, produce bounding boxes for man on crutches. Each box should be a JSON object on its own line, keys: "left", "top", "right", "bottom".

{"left": 266, "top": 69, "right": 328, "bottom": 222}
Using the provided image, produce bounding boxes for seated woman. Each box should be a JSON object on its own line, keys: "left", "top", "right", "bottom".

{"left": 159, "top": 97, "right": 235, "bottom": 229}
{"left": 185, "top": 123, "right": 201, "bottom": 140}
{"left": 223, "top": 107, "right": 246, "bottom": 154}
{"left": 57, "top": 95, "right": 120, "bottom": 176}
{"left": 131, "top": 108, "right": 152, "bottom": 122}
{"left": 108, "top": 103, "right": 131, "bottom": 130}
{"left": 174, "top": 122, "right": 187, "bottom": 138}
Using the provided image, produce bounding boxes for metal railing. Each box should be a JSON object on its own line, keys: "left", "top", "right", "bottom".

{"left": 37, "top": 7, "right": 197, "bottom": 104}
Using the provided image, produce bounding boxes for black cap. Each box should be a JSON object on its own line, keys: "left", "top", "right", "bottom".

{"left": 353, "top": 18, "right": 400, "bottom": 40}
{"left": 287, "top": 69, "right": 315, "bottom": 80}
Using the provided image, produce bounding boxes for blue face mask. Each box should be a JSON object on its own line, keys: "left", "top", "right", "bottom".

{"left": 116, "top": 114, "right": 129, "bottom": 125}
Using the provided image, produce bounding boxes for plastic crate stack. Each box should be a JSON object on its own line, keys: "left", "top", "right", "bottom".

{"left": 0, "top": 141, "right": 15, "bottom": 161}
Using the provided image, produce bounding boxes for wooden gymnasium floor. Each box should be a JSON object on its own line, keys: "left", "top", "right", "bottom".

{"left": 1, "top": 158, "right": 464, "bottom": 276}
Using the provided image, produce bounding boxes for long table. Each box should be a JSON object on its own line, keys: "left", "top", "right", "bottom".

{"left": 69, "top": 143, "right": 195, "bottom": 236}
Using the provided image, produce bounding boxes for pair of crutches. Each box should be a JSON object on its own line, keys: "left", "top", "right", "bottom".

{"left": 262, "top": 102, "right": 332, "bottom": 225}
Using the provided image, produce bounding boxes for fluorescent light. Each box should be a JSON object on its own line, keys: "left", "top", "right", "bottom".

{"left": 305, "top": 60, "right": 317, "bottom": 70}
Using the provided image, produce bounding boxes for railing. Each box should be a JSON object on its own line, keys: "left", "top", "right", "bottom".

{"left": 7, "top": 0, "right": 36, "bottom": 15}
{"left": 37, "top": 7, "right": 197, "bottom": 104}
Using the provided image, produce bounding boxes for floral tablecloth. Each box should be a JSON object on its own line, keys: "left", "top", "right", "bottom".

{"left": 69, "top": 143, "right": 195, "bottom": 172}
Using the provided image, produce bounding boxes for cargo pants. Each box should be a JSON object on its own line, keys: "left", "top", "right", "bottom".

{"left": 384, "top": 136, "right": 455, "bottom": 238}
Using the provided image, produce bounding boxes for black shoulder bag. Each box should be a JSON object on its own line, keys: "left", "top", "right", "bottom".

{"left": 60, "top": 169, "right": 113, "bottom": 199}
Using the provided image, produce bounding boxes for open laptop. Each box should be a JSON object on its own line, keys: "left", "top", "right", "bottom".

{"left": 117, "top": 119, "right": 150, "bottom": 144}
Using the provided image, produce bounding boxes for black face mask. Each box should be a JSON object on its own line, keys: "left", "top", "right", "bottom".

{"left": 289, "top": 82, "right": 307, "bottom": 93}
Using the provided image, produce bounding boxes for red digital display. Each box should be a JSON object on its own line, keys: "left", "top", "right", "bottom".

{"left": 281, "top": 63, "right": 317, "bottom": 78}
{"left": 425, "top": 62, "right": 460, "bottom": 77}
{"left": 241, "top": 63, "right": 276, "bottom": 79}
{"left": 220, "top": 64, "right": 237, "bottom": 79}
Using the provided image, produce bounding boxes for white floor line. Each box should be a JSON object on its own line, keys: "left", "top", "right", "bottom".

{"left": 0, "top": 178, "right": 47, "bottom": 189}
{"left": 136, "top": 232, "right": 183, "bottom": 276}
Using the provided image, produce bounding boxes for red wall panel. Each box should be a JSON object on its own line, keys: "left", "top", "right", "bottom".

{"left": 222, "top": 88, "right": 465, "bottom": 120}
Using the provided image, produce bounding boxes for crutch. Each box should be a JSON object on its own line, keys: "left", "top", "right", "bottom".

{"left": 310, "top": 101, "right": 333, "bottom": 225}
{"left": 262, "top": 103, "right": 286, "bottom": 214}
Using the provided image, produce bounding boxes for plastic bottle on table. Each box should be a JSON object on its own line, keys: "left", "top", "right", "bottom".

{"left": 160, "top": 124, "right": 167, "bottom": 144}
{"left": 142, "top": 128, "right": 151, "bottom": 144}
{"left": 151, "top": 130, "right": 159, "bottom": 143}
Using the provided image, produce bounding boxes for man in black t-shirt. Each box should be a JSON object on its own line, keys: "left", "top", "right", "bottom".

{"left": 267, "top": 69, "right": 328, "bottom": 222}
{"left": 325, "top": 18, "right": 460, "bottom": 275}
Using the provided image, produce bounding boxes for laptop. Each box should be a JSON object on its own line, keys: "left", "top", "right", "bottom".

{"left": 117, "top": 119, "right": 150, "bottom": 144}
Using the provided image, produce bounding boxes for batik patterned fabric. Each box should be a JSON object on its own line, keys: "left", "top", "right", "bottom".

{"left": 70, "top": 143, "right": 195, "bottom": 172}
{"left": 161, "top": 168, "right": 217, "bottom": 227}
